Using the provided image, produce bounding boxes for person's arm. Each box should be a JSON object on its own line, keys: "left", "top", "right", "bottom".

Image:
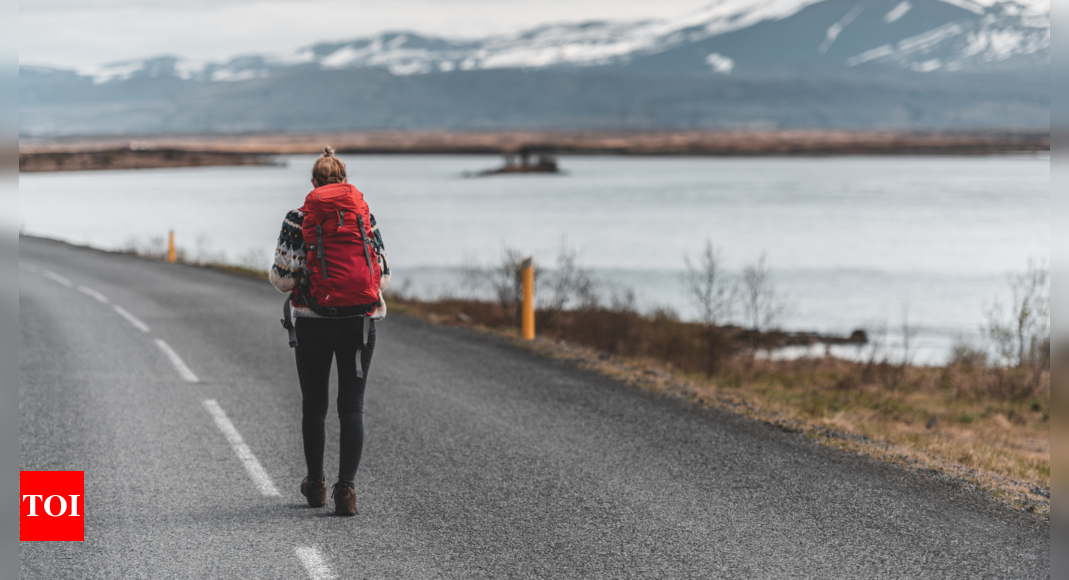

{"left": 269, "top": 209, "right": 306, "bottom": 293}
{"left": 368, "top": 213, "right": 390, "bottom": 290}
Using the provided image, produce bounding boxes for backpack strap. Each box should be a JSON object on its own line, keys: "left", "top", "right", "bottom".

{"left": 281, "top": 297, "right": 298, "bottom": 348}
{"left": 353, "top": 215, "right": 377, "bottom": 377}
{"left": 315, "top": 224, "right": 328, "bottom": 281}
{"left": 356, "top": 214, "right": 376, "bottom": 282}
{"left": 354, "top": 314, "right": 370, "bottom": 379}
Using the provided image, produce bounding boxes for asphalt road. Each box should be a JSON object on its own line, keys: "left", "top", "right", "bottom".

{"left": 19, "top": 235, "right": 1049, "bottom": 579}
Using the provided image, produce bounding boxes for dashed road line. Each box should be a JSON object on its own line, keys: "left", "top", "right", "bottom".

{"left": 42, "top": 270, "right": 72, "bottom": 287}
{"left": 32, "top": 263, "right": 286, "bottom": 510}
{"left": 202, "top": 399, "right": 281, "bottom": 497}
{"left": 113, "top": 305, "right": 150, "bottom": 333}
{"left": 295, "top": 547, "right": 337, "bottom": 580}
{"left": 155, "top": 339, "right": 199, "bottom": 383}
{"left": 78, "top": 285, "right": 109, "bottom": 304}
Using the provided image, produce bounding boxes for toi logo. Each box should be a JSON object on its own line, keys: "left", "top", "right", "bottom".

{"left": 20, "top": 471, "right": 84, "bottom": 541}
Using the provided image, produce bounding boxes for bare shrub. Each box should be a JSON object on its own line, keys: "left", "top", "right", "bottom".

{"left": 542, "top": 242, "right": 599, "bottom": 313}
{"left": 858, "top": 320, "right": 890, "bottom": 385}
{"left": 982, "top": 258, "right": 1049, "bottom": 400}
{"left": 454, "top": 254, "right": 489, "bottom": 299}
{"left": 741, "top": 251, "right": 790, "bottom": 332}
{"left": 899, "top": 303, "right": 919, "bottom": 368}
{"left": 985, "top": 258, "right": 1049, "bottom": 368}
{"left": 948, "top": 336, "right": 988, "bottom": 371}
{"left": 476, "top": 243, "right": 604, "bottom": 329}
{"left": 145, "top": 235, "right": 167, "bottom": 259}
{"left": 890, "top": 303, "right": 920, "bottom": 391}
{"left": 682, "top": 239, "right": 736, "bottom": 326}
{"left": 680, "top": 239, "right": 739, "bottom": 374}
{"left": 488, "top": 247, "right": 526, "bottom": 325}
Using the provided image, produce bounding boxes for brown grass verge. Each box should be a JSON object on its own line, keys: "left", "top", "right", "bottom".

{"left": 388, "top": 296, "right": 1050, "bottom": 519}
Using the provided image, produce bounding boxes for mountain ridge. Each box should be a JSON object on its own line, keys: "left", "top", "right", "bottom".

{"left": 38, "top": 0, "right": 1047, "bottom": 83}
{"left": 19, "top": 0, "right": 1049, "bottom": 136}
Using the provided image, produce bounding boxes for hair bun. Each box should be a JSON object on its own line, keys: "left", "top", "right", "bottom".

{"left": 322, "top": 146, "right": 335, "bottom": 158}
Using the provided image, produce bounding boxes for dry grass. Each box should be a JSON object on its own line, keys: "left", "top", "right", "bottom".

{"left": 1051, "top": 358, "right": 1069, "bottom": 521}
{"left": 388, "top": 295, "right": 1051, "bottom": 518}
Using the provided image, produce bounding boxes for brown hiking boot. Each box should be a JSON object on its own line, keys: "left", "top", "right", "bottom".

{"left": 332, "top": 482, "right": 358, "bottom": 516}
{"left": 300, "top": 476, "right": 327, "bottom": 508}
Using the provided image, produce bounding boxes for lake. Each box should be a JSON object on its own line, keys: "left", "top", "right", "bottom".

{"left": 19, "top": 154, "right": 1049, "bottom": 364}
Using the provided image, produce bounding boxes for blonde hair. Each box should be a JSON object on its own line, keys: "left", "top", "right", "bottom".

{"left": 312, "top": 146, "right": 346, "bottom": 187}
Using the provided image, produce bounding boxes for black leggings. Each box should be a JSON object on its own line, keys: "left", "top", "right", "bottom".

{"left": 294, "top": 316, "right": 375, "bottom": 485}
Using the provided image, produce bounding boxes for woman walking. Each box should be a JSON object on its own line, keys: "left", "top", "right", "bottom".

{"left": 270, "top": 147, "right": 390, "bottom": 516}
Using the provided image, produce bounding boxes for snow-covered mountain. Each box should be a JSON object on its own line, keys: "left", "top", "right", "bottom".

{"left": 19, "top": 0, "right": 1048, "bottom": 135}
{"left": 63, "top": 0, "right": 1047, "bottom": 84}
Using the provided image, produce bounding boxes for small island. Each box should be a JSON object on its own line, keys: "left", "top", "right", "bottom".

{"left": 476, "top": 148, "right": 560, "bottom": 176}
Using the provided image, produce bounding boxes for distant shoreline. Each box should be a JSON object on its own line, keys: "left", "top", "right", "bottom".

{"left": 18, "top": 148, "right": 279, "bottom": 173}
{"left": 19, "top": 129, "right": 1049, "bottom": 172}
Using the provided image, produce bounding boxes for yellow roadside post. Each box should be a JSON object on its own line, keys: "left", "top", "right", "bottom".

{"left": 521, "top": 256, "right": 535, "bottom": 340}
{"left": 168, "top": 230, "right": 176, "bottom": 264}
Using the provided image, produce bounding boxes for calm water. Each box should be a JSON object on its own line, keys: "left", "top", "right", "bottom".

{"left": 19, "top": 154, "right": 1049, "bottom": 363}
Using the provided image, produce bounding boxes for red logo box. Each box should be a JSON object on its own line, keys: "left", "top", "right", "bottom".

{"left": 20, "top": 471, "right": 84, "bottom": 541}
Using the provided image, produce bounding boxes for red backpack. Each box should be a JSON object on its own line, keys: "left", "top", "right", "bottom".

{"left": 298, "top": 183, "right": 381, "bottom": 315}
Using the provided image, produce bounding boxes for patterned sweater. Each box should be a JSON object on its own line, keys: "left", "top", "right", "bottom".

{"left": 269, "top": 208, "right": 391, "bottom": 319}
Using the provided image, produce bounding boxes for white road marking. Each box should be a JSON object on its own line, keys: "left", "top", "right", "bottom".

{"left": 18, "top": 263, "right": 39, "bottom": 272}
{"left": 295, "top": 547, "right": 337, "bottom": 580}
{"left": 42, "top": 270, "right": 72, "bottom": 287}
{"left": 202, "top": 399, "right": 281, "bottom": 497}
{"left": 155, "top": 339, "right": 199, "bottom": 383}
{"left": 113, "top": 305, "right": 150, "bottom": 333}
{"left": 78, "top": 285, "right": 109, "bottom": 304}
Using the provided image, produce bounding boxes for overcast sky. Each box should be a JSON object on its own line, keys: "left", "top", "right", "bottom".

{"left": 20, "top": 0, "right": 713, "bottom": 68}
